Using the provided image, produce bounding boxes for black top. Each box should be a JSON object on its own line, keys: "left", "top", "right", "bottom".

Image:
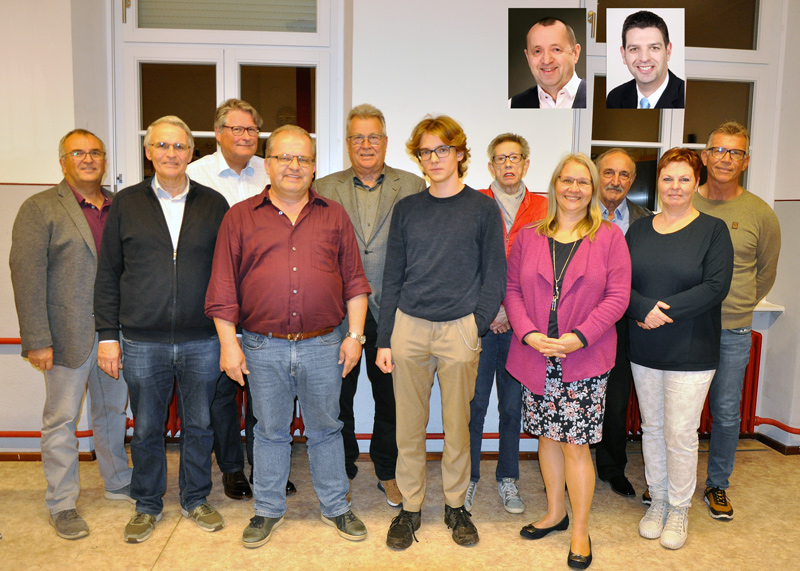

{"left": 626, "top": 212, "right": 733, "bottom": 371}
{"left": 376, "top": 186, "right": 506, "bottom": 347}
{"left": 548, "top": 237, "right": 583, "bottom": 339}
{"left": 606, "top": 69, "right": 685, "bottom": 109}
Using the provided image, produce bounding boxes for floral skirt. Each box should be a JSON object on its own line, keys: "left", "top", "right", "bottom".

{"left": 522, "top": 358, "right": 610, "bottom": 445}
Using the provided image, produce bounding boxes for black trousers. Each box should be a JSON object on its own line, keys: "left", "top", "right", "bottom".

{"left": 210, "top": 372, "right": 255, "bottom": 473}
{"left": 595, "top": 318, "right": 633, "bottom": 480}
{"left": 339, "top": 309, "right": 398, "bottom": 481}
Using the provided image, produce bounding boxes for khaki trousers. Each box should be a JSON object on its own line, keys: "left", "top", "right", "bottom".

{"left": 391, "top": 309, "right": 481, "bottom": 511}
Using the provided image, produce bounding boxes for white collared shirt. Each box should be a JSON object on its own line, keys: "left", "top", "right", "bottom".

{"left": 185, "top": 150, "right": 269, "bottom": 206}
{"left": 637, "top": 73, "right": 670, "bottom": 109}
{"left": 152, "top": 175, "right": 191, "bottom": 250}
{"left": 602, "top": 199, "right": 631, "bottom": 234}
{"left": 538, "top": 73, "right": 583, "bottom": 109}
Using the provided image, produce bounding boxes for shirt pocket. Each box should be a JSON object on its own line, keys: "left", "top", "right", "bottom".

{"left": 312, "top": 231, "right": 339, "bottom": 273}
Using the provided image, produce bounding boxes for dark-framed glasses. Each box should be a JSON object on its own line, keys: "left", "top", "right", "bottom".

{"left": 222, "top": 125, "right": 259, "bottom": 136}
{"left": 707, "top": 146, "right": 748, "bottom": 162}
{"left": 150, "top": 142, "right": 192, "bottom": 153}
{"left": 417, "top": 145, "right": 454, "bottom": 161}
{"left": 347, "top": 134, "right": 384, "bottom": 146}
{"left": 558, "top": 176, "right": 592, "bottom": 190}
{"left": 268, "top": 154, "right": 315, "bottom": 167}
{"left": 62, "top": 150, "right": 105, "bottom": 161}
{"left": 492, "top": 153, "right": 524, "bottom": 165}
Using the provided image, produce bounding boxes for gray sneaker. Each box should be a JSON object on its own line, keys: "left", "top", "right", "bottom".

{"left": 639, "top": 499, "right": 668, "bottom": 539}
{"left": 660, "top": 505, "right": 689, "bottom": 550}
{"left": 321, "top": 510, "right": 367, "bottom": 541}
{"left": 104, "top": 484, "right": 136, "bottom": 504}
{"left": 498, "top": 478, "right": 525, "bottom": 514}
{"left": 464, "top": 480, "right": 478, "bottom": 511}
{"left": 242, "top": 515, "right": 284, "bottom": 548}
{"left": 124, "top": 512, "right": 162, "bottom": 543}
{"left": 181, "top": 502, "right": 224, "bottom": 532}
{"left": 50, "top": 509, "right": 89, "bottom": 540}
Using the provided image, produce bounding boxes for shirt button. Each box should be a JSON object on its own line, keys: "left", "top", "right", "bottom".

{"left": 293, "top": 290, "right": 297, "bottom": 294}
{"left": 293, "top": 267, "right": 297, "bottom": 271}
{"left": 292, "top": 247, "right": 296, "bottom": 251}
{"left": 278, "top": 211, "right": 284, "bottom": 215}
{"left": 292, "top": 312, "right": 297, "bottom": 316}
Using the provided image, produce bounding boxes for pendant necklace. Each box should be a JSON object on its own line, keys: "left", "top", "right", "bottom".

{"left": 551, "top": 238, "right": 579, "bottom": 311}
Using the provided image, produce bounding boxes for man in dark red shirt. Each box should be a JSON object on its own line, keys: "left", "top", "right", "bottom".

{"left": 10, "top": 129, "right": 133, "bottom": 541}
{"left": 206, "top": 125, "right": 372, "bottom": 549}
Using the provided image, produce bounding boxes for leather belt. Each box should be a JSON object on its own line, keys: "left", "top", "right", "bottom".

{"left": 269, "top": 327, "right": 335, "bottom": 342}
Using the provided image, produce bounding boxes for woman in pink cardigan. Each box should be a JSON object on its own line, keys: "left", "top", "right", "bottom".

{"left": 505, "top": 153, "right": 631, "bottom": 569}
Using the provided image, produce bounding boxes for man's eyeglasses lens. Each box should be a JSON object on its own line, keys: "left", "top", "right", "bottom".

{"left": 269, "top": 154, "right": 314, "bottom": 167}
{"left": 492, "top": 154, "right": 524, "bottom": 165}
{"left": 708, "top": 146, "right": 747, "bottom": 161}
{"left": 151, "top": 142, "right": 191, "bottom": 153}
{"left": 224, "top": 126, "right": 259, "bottom": 136}
{"left": 417, "top": 145, "right": 453, "bottom": 161}
{"left": 348, "top": 134, "right": 384, "bottom": 146}
{"left": 64, "top": 150, "right": 105, "bottom": 160}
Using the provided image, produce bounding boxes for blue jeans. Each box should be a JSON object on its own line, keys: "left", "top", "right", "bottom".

{"left": 468, "top": 329, "right": 521, "bottom": 482}
{"left": 243, "top": 329, "right": 349, "bottom": 519}
{"left": 706, "top": 327, "right": 752, "bottom": 490}
{"left": 122, "top": 336, "right": 220, "bottom": 515}
{"left": 42, "top": 338, "right": 132, "bottom": 514}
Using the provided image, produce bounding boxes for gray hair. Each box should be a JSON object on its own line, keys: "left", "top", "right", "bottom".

{"left": 266, "top": 124, "right": 316, "bottom": 158}
{"left": 595, "top": 147, "right": 637, "bottom": 178}
{"left": 487, "top": 133, "right": 530, "bottom": 159}
{"left": 143, "top": 116, "right": 194, "bottom": 149}
{"left": 58, "top": 129, "right": 106, "bottom": 158}
{"left": 214, "top": 99, "right": 263, "bottom": 131}
{"left": 347, "top": 103, "right": 387, "bottom": 136}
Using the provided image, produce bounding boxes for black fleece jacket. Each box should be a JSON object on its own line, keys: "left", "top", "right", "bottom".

{"left": 95, "top": 177, "right": 229, "bottom": 343}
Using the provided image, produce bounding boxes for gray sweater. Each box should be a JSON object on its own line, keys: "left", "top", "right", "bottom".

{"left": 376, "top": 186, "right": 506, "bottom": 347}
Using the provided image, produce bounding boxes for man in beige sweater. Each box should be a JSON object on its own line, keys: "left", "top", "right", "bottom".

{"left": 694, "top": 121, "right": 781, "bottom": 521}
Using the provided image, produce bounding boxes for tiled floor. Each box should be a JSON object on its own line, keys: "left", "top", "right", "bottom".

{"left": 0, "top": 440, "right": 798, "bottom": 570}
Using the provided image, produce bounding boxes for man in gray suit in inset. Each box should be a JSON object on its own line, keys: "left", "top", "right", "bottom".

{"left": 315, "top": 104, "right": 426, "bottom": 506}
{"left": 593, "top": 148, "right": 652, "bottom": 498}
{"left": 9, "top": 129, "right": 133, "bottom": 540}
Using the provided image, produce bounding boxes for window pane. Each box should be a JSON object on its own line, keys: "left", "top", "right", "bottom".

{"left": 592, "top": 76, "right": 661, "bottom": 143}
{"left": 140, "top": 63, "right": 216, "bottom": 131}
{"left": 591, "top": 145, "right": 659, "bottom": 211}
{"left": 683, "top": 80, "right": 752, "bottom": 145}
{"left": 241, "top": 66, "right": 316, "bottom": 133}
{"left": 138, "top": 0, "right": 316, "bottom": 33}
{"left": 596, "top": 0, "right": 757, "bottom": 50}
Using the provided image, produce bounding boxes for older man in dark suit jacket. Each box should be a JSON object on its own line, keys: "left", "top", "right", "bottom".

{"left": 10, "top": 129, "right": 133, "bottom": 541}
{"left": 593, "top": 149, "right": 653, "bottom": 497}
{"left": 315, "top": 104, "right": 426, "bottom": 507}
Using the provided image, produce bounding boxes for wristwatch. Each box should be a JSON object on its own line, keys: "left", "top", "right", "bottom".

{"left": 345, "top": 331, "right": 366, "bottom": 344}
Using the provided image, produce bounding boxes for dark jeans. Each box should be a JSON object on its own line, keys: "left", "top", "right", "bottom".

{"left": 339, "top": 309, "right": 397, "bottom": 481}
{"left": 468, "top": 329, "right": 521, "bottom": 482}
{"left": 123, "top": 336, "right": 221, "bottom": 515}
{"left": 596, "top": 319, "right": 633, "bottom": 481}
{"left": 210, "top": 372, "right": 255, "bottom": 473}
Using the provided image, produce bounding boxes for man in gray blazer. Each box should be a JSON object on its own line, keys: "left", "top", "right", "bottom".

{"left": 9, "top": 129, "right": 133, "bottom": 540}
{"left": 594, "top": 148, "right": 652, "bottom": 498}
{"left": 315, "top": 104, "right": 426, "bottom": 506}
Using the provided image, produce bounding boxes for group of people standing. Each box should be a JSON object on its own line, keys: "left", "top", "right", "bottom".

{"left": 10, "top": 97, "right": 779, "bottom": 569}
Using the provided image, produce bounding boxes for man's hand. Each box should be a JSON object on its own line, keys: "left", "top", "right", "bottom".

{"left": 489, "top": 306, "right": 511, "bottom": 334}
{"left": 339, "top": 336, "right": 362, "bottom": 378}
{"left": 376, "top": 348, "right": 394, "bottom": 374}
{"left": 28, "top": 346, "right": 53, "bottom": 371}
{"left": 98, "top": 342, "right": 122, "bottom": 379}
{"left": 220, "top": 342, "right": 249, "bottom": 386}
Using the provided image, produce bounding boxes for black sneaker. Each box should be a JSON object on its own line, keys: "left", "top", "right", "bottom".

{"left": 704, "top": 487, "right": 734, "bottom": 520}
{"left": 386, "top": 509, "right": 420, "bottom": 550}
{"left": 444, "top": 505, "right": 479, "bottom": 546}
{"left": 642, "top": 489, "right": 652, "bottom": 505}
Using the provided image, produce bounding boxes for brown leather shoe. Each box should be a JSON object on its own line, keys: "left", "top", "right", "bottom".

{"left": 222, "top": 470, "right": 252, "bottom": 500}
{"left": 378, "top": 479, "right": 403, "bottom": 507}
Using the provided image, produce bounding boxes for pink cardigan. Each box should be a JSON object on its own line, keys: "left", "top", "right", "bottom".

{"left": 505, "top": 222, "right": 631, "bottom": 394}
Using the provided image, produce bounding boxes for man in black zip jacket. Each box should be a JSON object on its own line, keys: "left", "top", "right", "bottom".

{"left": 94, "top": 116, "right": 229, "bottom": 544}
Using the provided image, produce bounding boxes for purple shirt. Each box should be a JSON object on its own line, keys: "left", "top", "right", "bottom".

{"left": 69, "top": 185, "right": 111, "bottom": 255}
{"left": 205, "top": 187, "right": 371, "bottom": 334}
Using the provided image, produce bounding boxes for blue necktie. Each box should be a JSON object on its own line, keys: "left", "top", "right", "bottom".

{"left": 640, "top": 97, "right": 651, "bottom": 109}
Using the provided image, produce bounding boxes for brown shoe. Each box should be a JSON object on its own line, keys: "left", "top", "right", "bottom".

{"left": 378, "top": 479, "right": 403, "bottom": 507}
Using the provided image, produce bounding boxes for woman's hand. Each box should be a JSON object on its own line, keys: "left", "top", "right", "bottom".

{"left": 523, "top": 332, "right": 583, "bottom": 358}
{"left": 642, "top": 301, "right": 673, "bottom": 329}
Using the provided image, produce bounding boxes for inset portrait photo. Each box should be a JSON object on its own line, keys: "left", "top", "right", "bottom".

{"left": 606, "top": 8, "right": 685, "bottom": 109}
{"left": 508, "top": 8, "right": 587, "bottom": 109}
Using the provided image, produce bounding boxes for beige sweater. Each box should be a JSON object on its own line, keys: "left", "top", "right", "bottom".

{"left": 694, "top": 189, "right": 781, "bottom": 328}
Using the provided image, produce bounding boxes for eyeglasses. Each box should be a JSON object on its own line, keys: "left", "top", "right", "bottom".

{"left": 347, "top": 134, "right": 384, "bottom": 146}
{"left": 492, "top": 153, "right": 525, "bottom": 165}
{"left": 62, "top": 150, "right": 105, "bottom": 161}
{"left": 149, "top": 142, "right": 192, "bottom": 154}
{"left": 558, "top": 176, "right": 592, "bottom": 190}
{"left": 601, "top": 169, "right": 632, "bottom": 182}
{"left": 706, "top": 146, "right": 748, "bottom": 162}
{"left": 221, "top": 125, "right": 259, "bottom": 137}
{"left": 267, "top": 154, "right": 315, "bottom": 167}
{"left": 417, "top": 145, "right": 454, "bottom": 161}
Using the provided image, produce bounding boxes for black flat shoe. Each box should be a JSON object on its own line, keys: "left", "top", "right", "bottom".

{"left": 222, "top": 470, "right": 253, "bottom": 500}
{"left": 520, "top": 513, "right": 569, "bottom": 539}
{"left": 286, "top": 480, "right": 297, "bottom": 496}
{"left": 568, "top": 535, "right": 592, "bottom": 569}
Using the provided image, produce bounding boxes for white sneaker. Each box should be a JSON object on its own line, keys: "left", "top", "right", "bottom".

{"left": 464, "top": 480, "right": 478, "bottom": 511}
{"left": 639, "top": 499, "right": 669, "bottom": 539}
{"left": 660, "top": 506, "right": 689, "bottom": 550}
{"left": 498, "top": 478, "right": 525, "bottom": 514}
